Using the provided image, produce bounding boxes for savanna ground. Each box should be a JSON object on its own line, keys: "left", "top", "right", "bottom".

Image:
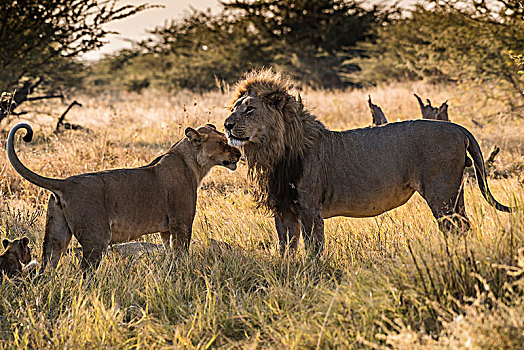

{"left": 0, "top": 82, "right": 523, "bottom": 349}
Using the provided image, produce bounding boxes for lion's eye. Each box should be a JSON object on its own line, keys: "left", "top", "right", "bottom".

{"left": 245, "top": 106, "right": 255, "bottom": 114}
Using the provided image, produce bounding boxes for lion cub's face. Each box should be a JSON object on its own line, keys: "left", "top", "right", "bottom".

{"left": 224, "top": 93, "right": 270, "bottom": 147}
{"left": 2, "top": 237, "right": 32, "bottom": 265}
{"left": 185, "top": 125, "right": 241, "bottom": 170}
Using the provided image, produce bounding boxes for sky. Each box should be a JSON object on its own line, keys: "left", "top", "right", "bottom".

{"left": 82, "top": 0, "right": 220, "bottom": 60}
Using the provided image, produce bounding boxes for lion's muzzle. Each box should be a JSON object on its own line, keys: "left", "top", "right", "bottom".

{"left": 224, "top": 113, "right": 249, "bottom": 146}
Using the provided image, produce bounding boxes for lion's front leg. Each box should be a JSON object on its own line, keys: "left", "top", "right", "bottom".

{"left": 275, "top": 211, "right": 300, "bottom": 256}
{"left": 299, "top": 208, "right": 324, "bottom": 256}
{"left": 312, "top": 214, "right": 325, "bottom": 254}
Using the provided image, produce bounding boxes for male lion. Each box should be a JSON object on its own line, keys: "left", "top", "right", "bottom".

{"left": 0, "top": 237, "right": 32, "bottom": 278}
{"left": 224, "top": 70, "right": 512, "bottom": 255}
{"left": 7, "top": 123, "right": 241, "bottom": 271}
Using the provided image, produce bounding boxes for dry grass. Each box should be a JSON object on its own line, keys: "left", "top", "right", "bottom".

{"left": 0, "top": 82, "right": 523, "bottom": 349}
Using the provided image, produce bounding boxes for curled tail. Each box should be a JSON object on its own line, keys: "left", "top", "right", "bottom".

{"left": 460, "top": 126, "right": 513, "bottom": 212}
{"left": 6, "top": 123, "right": 63, "bottom": 194}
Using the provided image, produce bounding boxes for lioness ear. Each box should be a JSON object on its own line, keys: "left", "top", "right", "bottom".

{"left": 185, "top": 127, "right": 203, "bottom": 145}
{"left": 205, "top": 123, "right": 217, "bottom": 130}
{"left": 2, "top": 239, "right": 10, "bottom": 249}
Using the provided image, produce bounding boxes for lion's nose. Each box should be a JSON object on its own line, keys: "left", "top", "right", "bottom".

{"left": 224, "top": 120, "right": 235, "bottom": 131}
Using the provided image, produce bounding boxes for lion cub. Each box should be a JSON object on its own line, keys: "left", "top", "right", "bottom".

{"left": 0, "top": 237, "right": 32, "bottom": 278}
{"left": 7, "top": 123, "right": 241, "bottom": 271}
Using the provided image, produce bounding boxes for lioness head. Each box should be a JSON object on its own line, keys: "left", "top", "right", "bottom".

{"left": 185, "top": 124, "right": 241, "bottom": 170}
{"left": 2, "top": 237, "right": 32, "bottom": 265}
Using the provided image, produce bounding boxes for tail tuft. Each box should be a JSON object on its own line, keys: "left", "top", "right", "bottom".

{"left": 22, "top": 128, "right": 33, "bottom": 142}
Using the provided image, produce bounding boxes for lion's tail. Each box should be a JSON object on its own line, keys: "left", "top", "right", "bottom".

{"left": 6, "top": 123, "right": 63, "bottom": 194}
{"left": 461, "top": 126, "right": 513, "bottom": 213}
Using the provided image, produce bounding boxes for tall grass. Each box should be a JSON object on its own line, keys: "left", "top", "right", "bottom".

{"left": 0, "top": 82, "right": 522, "bottom": 348}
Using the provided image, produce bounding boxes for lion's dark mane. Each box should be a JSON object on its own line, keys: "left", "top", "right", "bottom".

{"left": 234, "top": 70, "right": 325, "bottom": 215}
{"left": 253, "top": 149, "right": 304, "bottom": 214}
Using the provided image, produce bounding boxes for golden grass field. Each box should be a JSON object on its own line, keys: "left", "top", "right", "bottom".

{"left": 0, "top": 81, "right": 523, "bottom": 348}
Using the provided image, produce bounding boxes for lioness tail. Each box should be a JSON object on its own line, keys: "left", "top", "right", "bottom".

{"left": 461, "top": 126, "right": 513, "bottom": 212}
{"left": 6, "top": 123, "right": 63, "bottom": 194}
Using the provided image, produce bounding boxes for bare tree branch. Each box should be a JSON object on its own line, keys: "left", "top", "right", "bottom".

{"left": 368, "top": 95, "right": 388, "bottom": 126}
{"left": 414, "top": 93, "right": 449, "bottom": 121}
{"left": 55, "top": 101, "right": 84, "bottom": 133}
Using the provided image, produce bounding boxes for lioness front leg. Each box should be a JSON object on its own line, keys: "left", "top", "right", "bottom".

{"left": 160, "top": 231, "right": 173, "bottom": 250}
{"left": 275, "top": 211, "right": 300, "bottom": 255}
{"left": 166, "top": 221, "right": 192, "bottom": 252}
{"left": 41, "top": 194, "right": 72, "bottom": 272}
{"left": 160, "top": 228, "right": 190, "bottom": 251}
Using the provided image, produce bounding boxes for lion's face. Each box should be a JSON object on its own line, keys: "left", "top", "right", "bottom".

{"left": 224, "top": 93, "right": 270, "bottom": 147}
{"left": 2, "top": 237, "right": 32, "bottom": 264}
{"left": 186, "top": 125, "right": 241, "bottom": 170}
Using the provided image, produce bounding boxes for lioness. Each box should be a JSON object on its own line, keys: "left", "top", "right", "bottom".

{"left": 0, "top": 237, "right": 32, "bottom": 278}
{"left": 224, "top": 70, "right": 512, "bottom": 255}
{"left": 7, "top": 123, "right": 241, "bottom": 270}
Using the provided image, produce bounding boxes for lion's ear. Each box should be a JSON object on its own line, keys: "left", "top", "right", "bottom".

{"left": 297, "top": 93, "right": 303, "bottom": 106}
{"left": 21, "top": 237, "right": 29, "bottom": 248}
{"left": 205, "top": 123, "right": 217, "bottom": 130}
{"left": 2, "top": 239, "right": 10, "bottom": 249}
{"left": 265, "top": 92, "right": 289, "bottom": 111}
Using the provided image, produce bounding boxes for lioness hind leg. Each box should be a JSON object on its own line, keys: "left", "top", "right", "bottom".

{"left": 275, "top": 211, "right": 300, "bottom": 255}
{"left": 80, "top": 246, "right": 107, "bottom": 271}
{"left": 41, "top": 195, "right": 72, "bottom": 272}
{"left": 73, "top": 221, "right": 111, "bottom": 271}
